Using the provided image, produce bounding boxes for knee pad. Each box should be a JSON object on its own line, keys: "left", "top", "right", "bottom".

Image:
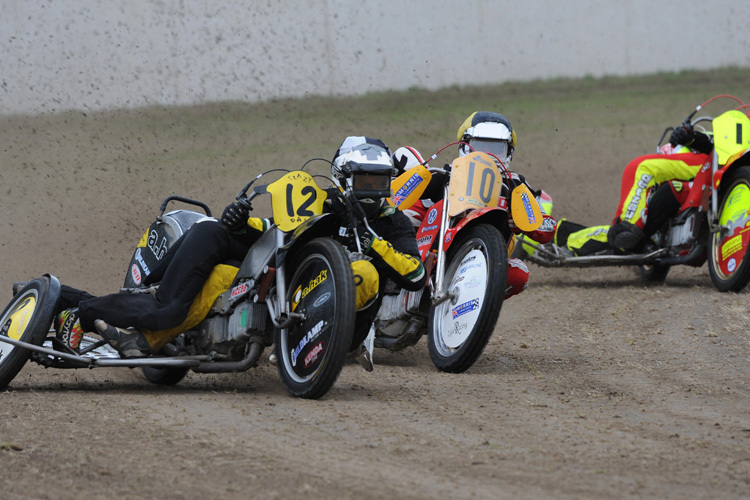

{"left": 351, "top": 259, "right": 379, "bottom": 311}
{"left": 506, "top": 258, "right": 529, "bottom": 299}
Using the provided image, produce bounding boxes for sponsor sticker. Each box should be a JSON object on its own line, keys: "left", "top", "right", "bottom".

{"left": 304, "top": 342, "right": 324, "bottom": 368}
{"left": 417, "top": 235, "right": 433, "bottom": 247}
{"left": 427, "top": 207, "right": 438, "bottom": 224}
{"left": 302, "top": 270, "right": 327, "bottom": 300}
{"left": 392, "top": 172, "right": 422, "bottom": 205}
{"left": 313, "top": 292, "right": 331, "bottom": 308}
{"left": 462, "top": 276, "right": 484, "bottom": 289}
{"left": 460, "top": 263, "right": 483, "bottom": 274}
{"left": 521, "top": 192, "right": 537, "bottom": 223}
{"left": 291, "top": 320, "right": 325, "bottom": 366}
{"left": 452, "top": 298, "right": 479, "bottom": 319}
{"left": 231, "top": 282, "right": 249, "bottom": 299}
{"left": 130, "top": 264, "right": 142, "bottom": 285}
{"left": 445, "top": 321, "right": 468, "bottom": 339}
{"left": 721, "top": 234, "right": 742, "bottom": 260}
{"left": 624, "top": 174, "right": 653, "bottom": 220}
{"left": 728, "top": 257, "right": 737, "bottom": 273}
{"left": 147, "top": 230, "right": 169, "bottom": 260}
{"left": 134, "top": 248, "right": 151, "bottom": 276}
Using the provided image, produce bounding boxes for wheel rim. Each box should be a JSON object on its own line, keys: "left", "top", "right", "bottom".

{"left": 0, "top": 288, "right": 40, "bottom": 359}
{"left": 433, "top": 245, "right": 489, "bottom": 354}
{"left": 279, "top": 253, "right": 337, "bottom": 384}
{"left": 711, "top": 181, "right": 750, "bottom": 280}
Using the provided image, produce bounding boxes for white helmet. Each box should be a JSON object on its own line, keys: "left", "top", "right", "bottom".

{"left": 332, "top": 136, "right": 394, "bottom": 219}
{"left": 457, "top": 111, "right": 517, "bottom": 164}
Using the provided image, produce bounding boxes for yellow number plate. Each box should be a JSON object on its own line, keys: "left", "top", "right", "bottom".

{"left": 714, "top": 110, "right": 750, "bottom": 165}
{"left": 266, "top": 171, "right": 327, "bottom": 232}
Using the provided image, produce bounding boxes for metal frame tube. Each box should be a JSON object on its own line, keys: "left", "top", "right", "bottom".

{"left": 433, "top": 184, "right": 451, "bottom": 301}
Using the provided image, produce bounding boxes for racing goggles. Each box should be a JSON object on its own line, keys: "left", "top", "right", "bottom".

{"left": 469, "top": 138, "right": 509, "bottom": 162}
{"left": 352, "top": 172, "right": 391, "bottom": 199}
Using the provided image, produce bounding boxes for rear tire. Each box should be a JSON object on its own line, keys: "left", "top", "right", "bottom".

{"left": 708, "top": 165, "right": 750, "bottom": 292}
{"left": 141, "top": 366, "right": 189, "bottom": 386}
{"left": 639, "top": 263, "right": 670, "bottom": 283}
{"left": 428, "top": 224, "right": 507, "bottom": 373}
{"left": 0, "top": 276, "right": 60, "bottom": 389}
{"left": 275, "top": 237, "right": 355, "bottom": 399}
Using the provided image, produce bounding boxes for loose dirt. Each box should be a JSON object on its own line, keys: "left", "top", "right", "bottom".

{"left": 1, "top": 70, "right": 749, "bottom": 499}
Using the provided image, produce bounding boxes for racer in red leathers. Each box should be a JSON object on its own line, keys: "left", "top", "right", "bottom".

{"left": 554, "top": 123, "right": 713, "bottom": 255}
{"left": 607, "top": 124, "right": 713, "bottom": 250}
{"left": 392, "top": 111, "right": 556, "bottom": 299}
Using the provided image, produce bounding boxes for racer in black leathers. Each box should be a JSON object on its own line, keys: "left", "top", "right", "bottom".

{"left": 53, "top": 136, "right": 425, "bottom": 358}
{"left": 328, "top": 136, "right": 427, "bottom": 349}
{"left": 54, "top": 215, "right": 269, "bottom": 356}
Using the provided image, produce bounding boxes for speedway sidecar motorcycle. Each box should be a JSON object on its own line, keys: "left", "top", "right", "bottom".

{"left": 0, "top": 167, "right": 357, "bottom": 399}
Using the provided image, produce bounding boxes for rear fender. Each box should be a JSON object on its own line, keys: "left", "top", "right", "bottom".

{"left": 125, "top": 209, "right": 208, "bottom": 288}
{"left": 713, "top": 149, "right": 750, "bottom": 191}
{"left": 278, "top": 213, "right": 343, "bottom": 267}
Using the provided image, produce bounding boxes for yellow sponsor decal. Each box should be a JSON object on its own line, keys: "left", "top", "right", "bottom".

{"left": 291, "top": 285, "right": 302, "bottom": 312}
{"left": 721, "top": 234, "right": 743, "bottom": 260}
{"left": 301, "top": 270, "right": 327, "bottom": 300}
{"left": 7, "top": 296, "right": 36, "bottom": 341}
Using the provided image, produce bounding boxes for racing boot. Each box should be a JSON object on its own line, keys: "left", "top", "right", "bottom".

{"left": 94, "top": 319, "right": 152, "bottom": 358}
{"left": 55, "top": 308, "right": 84, "bottom": 353}
{"left": 607, "top": 221, "right": 645, "bottom": 252}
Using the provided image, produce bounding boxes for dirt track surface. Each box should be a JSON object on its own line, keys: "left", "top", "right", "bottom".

{"left": 2, "top": 71, "right": 750, "bottom": 499}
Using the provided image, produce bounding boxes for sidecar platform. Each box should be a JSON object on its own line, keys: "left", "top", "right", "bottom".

{"left": 0, "top": 334, "right": 206, "bottom": 369}
{"left": 521, "top": 240, "right": 668, "bottom": 268}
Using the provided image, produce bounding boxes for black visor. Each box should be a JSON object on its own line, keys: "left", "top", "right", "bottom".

{"left": 352, "top": 173, "right": 391, "bottom": 198}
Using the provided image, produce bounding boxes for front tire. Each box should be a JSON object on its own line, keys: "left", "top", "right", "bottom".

{"left": 275, "top": 237, "right": 355, "bottom": 399}
{"left": 0, "top": 276, "right": 60, "bottom": 389}
{"left": 708, "top": 165, "right": 750, "bottom": 292}
{"left": 428, "top": 224, "right": 507, "bottom": 373}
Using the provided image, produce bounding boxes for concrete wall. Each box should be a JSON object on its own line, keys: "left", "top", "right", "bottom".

{"left": 2, "top": 0, "right": 749, "bottom": 116}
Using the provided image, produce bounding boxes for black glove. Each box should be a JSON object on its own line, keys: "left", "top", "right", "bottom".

{"left": 669, "top": 123, "right": 695, "bottom": 147}
{"left": 221, "top": 201, "right": 249, "bottom": 231}
{"left": 328, "top": 197, "right": 348, "bottom": 217}
{"left": 356, "top": 224, "right": 375, "bottom": 254}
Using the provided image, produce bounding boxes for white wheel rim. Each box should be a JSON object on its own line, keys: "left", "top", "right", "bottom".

{"left": 437, "top": 248, "right": 488, "bottom": 349}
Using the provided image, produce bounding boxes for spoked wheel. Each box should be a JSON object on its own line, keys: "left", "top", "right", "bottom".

{"left": 428, "top": 224, "right": 507, "bottom": 373}
{"left": 0, "top": 275, "right": 61, "bottom": 389}
{"left": 275, "top": 237, "right": 355, "bottom": 399}
{"left": 708, "top": 165, "right": 750, "bottom": 292}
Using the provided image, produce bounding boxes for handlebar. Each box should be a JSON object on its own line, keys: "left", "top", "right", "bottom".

{"left": 655, "top": 94, "right": 749, "bottom": 152}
